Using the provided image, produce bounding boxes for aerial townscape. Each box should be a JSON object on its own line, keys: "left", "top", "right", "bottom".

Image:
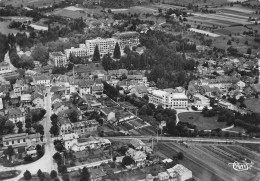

{"left": 0, "top": 0, "right": 260, "bottom": 181}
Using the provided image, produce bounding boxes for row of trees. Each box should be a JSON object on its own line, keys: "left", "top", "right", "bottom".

{"left": 0, "top": 33, "right": 9, "bottom": 62}
{"left": 50, "top": 114, "right": 60, "bottom": 136}
{"left": 23, "top": 169, "right": 59, "bottom": 181}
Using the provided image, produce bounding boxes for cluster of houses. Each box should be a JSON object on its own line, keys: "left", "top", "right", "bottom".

{"left": 145, "top": 163, "right": 192, "bottom": 181}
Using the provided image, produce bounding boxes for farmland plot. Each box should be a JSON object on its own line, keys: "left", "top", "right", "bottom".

{"left": 192, "top": 13, "right": 253, "bottom": 25}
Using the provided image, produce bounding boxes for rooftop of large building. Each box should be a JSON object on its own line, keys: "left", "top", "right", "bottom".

{"left": 50, "top": 52, "right": 65, "bottom": 57}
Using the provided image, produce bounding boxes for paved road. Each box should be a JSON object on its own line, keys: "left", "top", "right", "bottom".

{"left": 4, "top": 88, "right": 57, "bottom": 181}
{"left": 4, "top": 51, "right": 17, "bottom": 71}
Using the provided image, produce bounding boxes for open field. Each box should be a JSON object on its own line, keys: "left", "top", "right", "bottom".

{"left": 162, "top": 0, "right": 230, "bottom": 7}
{"left": 203, "top": 35, "right": 260, "bottom": 54}
{"left": 187, "top": 16, "right": 237, "bottom": 27}
{"left": 0, "top": 21, "right": 27, "bottom": 35}
{"left": 247, "top": 24, "right": 260, "bottom": 32}
{"left": 156, "top": 142, "right": 259, "bottom": 181}
{"left": 178, "top": 112, "right": 225, "bottom": 130}
{"left": 215, "top": 26, "right": 249, "bottom": 36}
{"left": 215, "top": 8, "right": 260, "bottom": 18}
{"left": 192, "top": 13, "right": 254, "bottom": 25}
{"left": 2, "top": 0, "right": 63, "bottom": 7}
{"left": 245, "top": 98, "right": 260, "bottom": 113}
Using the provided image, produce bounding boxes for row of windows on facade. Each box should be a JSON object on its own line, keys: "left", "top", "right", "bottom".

{"left": 6, "top": 138, "right": 26, "bottom": 145}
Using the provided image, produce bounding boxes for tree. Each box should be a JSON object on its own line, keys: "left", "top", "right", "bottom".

{"left": 17, "top": 121, "right": 23, "bottom": 133}
{"left": 33, "top": 123, "right": 44, "bottom": 135}
{"left": 113, "top": 42, "right": 121, "bottom": 59}
{"left": 31, "top": 43, "right": 49, "bottom": 65}
{"left": 58, "top": 164, "right": 67, "bottom": 173}
{"left": 53, "top": 152, "right": 63, "bottom": 164}
{"left": 5, "top": 146, "right": 14, "bottom": 160}
{"left": 93, "top": 45, "right": 100, "bottom": 61}
{"left": 23, "top": 170, "right": 32, "bottom": 180}
{"left": 62, "top": 173, "right": 70, "bottom": 181}
{"left": 177, "top": 152, "right": 184, "bottom": 160}
{"left": 227, "top": 40, "right": 232, "bottom": 45}
{"left": 37, "top": 169, "right": 43, "bottom": 178}
{"left": 122, "top": 156, "right": 134, "bottom": 166}
{"left": 80, "top": 167, "right": 90, "bottom": 181}
{"left": 124, "top": 46, "right": 131, "bottom": 54}
{"left": 247, "top": 48, "right": 252, "bottom": 54}
{"left": 4, "top": 120, "right": 15, "bottom": 133}
{"left": 50, "top": 125, "right": 59, "bottom": 136}
{"left": 24, "top": 154, "right": 33, "bottom": 162}
{"left": 39, "top": 173, "right": 45, "bottom": 181}
{"left": 50, "top": 170, "right": 58, "bottom": 179}
{"left": 68, "top": 111, "right": 78, "bottom": 123}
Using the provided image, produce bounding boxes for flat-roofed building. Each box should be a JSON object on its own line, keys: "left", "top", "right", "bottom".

{"left": 85, "top": 37, "right": 117, "bottom": 57}
{"left": 148, "top": 90, "right": 188, "bottom": 109}
{"left": 49, "top": 52, "right": 67, "bottom": 67}
{"left": 64, "top": 47, "right": 88, "bottom": 58}
{"left": 112, "top": 31, "right": 139, "bottom": 50}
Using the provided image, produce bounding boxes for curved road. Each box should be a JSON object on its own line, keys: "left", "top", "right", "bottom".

{"left": 4, "top": 88, "right": 57, "bottom": 181}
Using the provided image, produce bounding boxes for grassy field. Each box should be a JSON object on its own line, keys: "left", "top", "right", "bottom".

{"left": 0, "top": 21, "right": 26, "bottom": 35}
{"left": 2, "top": 0, "right": 63, "bottom": 7}
{"left": 178, "top": 112, "right": 226, "bottom": 130}
{"left": 162, "top": 0, "right": 229, "bottom": 7}
{"left": 204, "top": 35, "right": 260, "bottom": 54}
{"left": 215, "top": 26, "right": 249, "bottom": 36}
{"left": 245, "top": 98, "right": 260, "bottom": 113}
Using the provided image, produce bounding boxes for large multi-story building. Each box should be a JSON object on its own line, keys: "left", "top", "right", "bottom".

{"left": 49, "top": 52, "right": 67, "bottom": 67}
{"left": 197, "top": 76, "right": 239, "bottom": 92}
{"left": 148, "top": 90, "right": 188, "bottom": 109}
{"left": 85, "top": 37, "right": 117, "bottom": 57}
{"left": 64, "top": 47, "right": 88, "bottom": 58}
{"left": 112, "top": 31, "right": 140, "bottom": 50}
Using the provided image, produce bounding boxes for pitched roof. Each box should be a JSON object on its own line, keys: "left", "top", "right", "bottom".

{"left": 34, "top": 75, "right": 50, "bottom": 81}
{"left": 127, "top": 74, "right": 143, "bottom": 80}
{"left": 51, "top": 94, "right": 62, "bottom": 101}
{"left": 32, "top": 92, "right": 44, "bottom": 100}
{"left": 95, "top": 79, "right": 103, "bottom": 84}
{"left": 251, "top": 84, "right": 260, "bottom": 93}
{"left": 92, "top": 85, "right": 103, "bottom": 91}
{"left": 3, "top": 133, "right": 27, "bottom": 141}
{"left": 130, "top": 138, "right": 145, "bottom": 148}
{"left": 132, "top": 85, "right": 148, "bottom": 94}
{"left": 50, "top": 86, "right": 66, "bottom": 92}
{"left": 8, "top": 107, "right": 22, "bottom": 116}
{"left": 78, "top": 79, "right": 95, "bottom": 88}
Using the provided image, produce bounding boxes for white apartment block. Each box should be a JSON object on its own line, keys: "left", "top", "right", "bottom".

{"left": 148, "top": 90, "right": 188, "bottom": 109}
{"left": 85, "top": 37, "right": 117, "bottom": 56}
{"left": 49, "top": 52, "right": 67, "bottom": 67}
{"left": 64, "top": 47, "right": 88, "bottom": 58}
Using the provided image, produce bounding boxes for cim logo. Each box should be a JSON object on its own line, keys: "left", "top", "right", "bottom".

{"left": 228, "top": 161, "right": 254, "bottom": 171}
